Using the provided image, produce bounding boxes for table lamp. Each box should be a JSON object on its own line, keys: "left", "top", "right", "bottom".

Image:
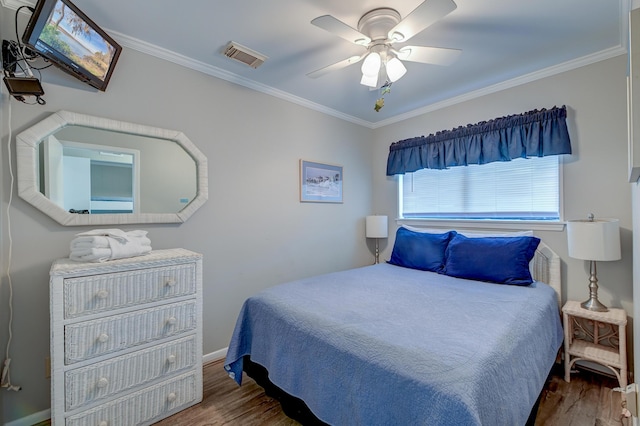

{"left": 566, "top": 214, "right": 621, "bottom": 312}
{"left": 366, "top": 215, "right": 388, "bottom": 264}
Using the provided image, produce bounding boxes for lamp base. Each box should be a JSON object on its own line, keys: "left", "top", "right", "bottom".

{"left": 580, "top": 297, "right": 608, "bottom": 312}
{"left": 374, "top": 238, "right": 380, "bottom": 265}
{"left": 581, "top": 260, "right": 608, "bottom": 312}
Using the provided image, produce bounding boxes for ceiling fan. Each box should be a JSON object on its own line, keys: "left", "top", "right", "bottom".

{"left": 308, "top": 0, "right": 462, "bottom": 88}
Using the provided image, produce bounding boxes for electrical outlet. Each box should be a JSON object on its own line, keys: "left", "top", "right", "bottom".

{"left": 45, "top": 357, "right": 51, "bottom": 379}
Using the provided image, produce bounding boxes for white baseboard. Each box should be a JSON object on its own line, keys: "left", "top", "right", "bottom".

{"left": 203, "top": 347, "right": 227, "bottom": 364}
{"left": 4, "top": 409, "right": 50, "bottom": 426}
{"left": 4, "top": 348, "right": 229, "bottom": 426}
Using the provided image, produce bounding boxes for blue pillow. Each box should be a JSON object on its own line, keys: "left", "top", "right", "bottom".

{"left": 388, "top": 227, "right": 456, "bottom": 273}
{"left": 443, "top": 234, "right": 540, "bottom": 285}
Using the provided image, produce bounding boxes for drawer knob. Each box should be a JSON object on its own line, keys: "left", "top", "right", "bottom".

{"left": 97, "top": 333, "right": 109, "bottom": 343}
{"left": 96, "top": 289, "right": 109, "bottom": 299}
{"left": 167, "top": 392, "right": 177, "bottom": 403}
{"left": 97, "top": 377, "right": 109, "bottom": 388}
{"left": 165, "top": 278, "right": 177, "bottom": 287}
{"left": 167, "top": 354, "right": 177, "bottom": 364}
{"left": 98, "top": 421, "right": 108, "bottom": 426}
{"left": 166, "top": 316, "right": 177, "bottom": 326}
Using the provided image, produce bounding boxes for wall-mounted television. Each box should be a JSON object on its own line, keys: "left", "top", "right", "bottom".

{"left": 22, "top": 0, "right": 122, "bottom": 91}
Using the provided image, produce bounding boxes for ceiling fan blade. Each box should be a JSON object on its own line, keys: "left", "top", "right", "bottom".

{"left": 397, "top": 46, "right": 461, "bottom": 66}
{"left": 388, "top": 0, "right": 457, "bottom": 43}
{"left": 307, "top": 55, "right": 364, "bottom": 79}
{"left": 311, "top": 15, "right": 371, "bottom": 45}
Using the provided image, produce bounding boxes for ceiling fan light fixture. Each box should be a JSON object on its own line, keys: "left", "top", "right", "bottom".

{"left": 360, "top": 73, "right": 378, "bottom": 87}
{"left": 386, "top": 56, "right": 407, "bottom": 82}
{"left": 308, "top": 1, "right": 461, "bottom": 91}
{"left": 361, "top": 52, "right": 381, "bottom": 76}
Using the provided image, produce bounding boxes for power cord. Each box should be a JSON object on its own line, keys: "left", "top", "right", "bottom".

{"left": 3, "top": 40, "right": 44, "bottom": 76}
{"left": 12, "top": 6, "right": 34, "bottom": 56}
{"left": 0, "top": 7, "right": 44, "bottom": 390}
{"left": 0, "top": 98, "right": 21, "bottom": 392}
{"left": 3, "top": 6, "right": 48, "bottom": 105}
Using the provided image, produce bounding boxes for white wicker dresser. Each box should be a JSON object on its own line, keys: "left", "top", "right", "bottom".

{"left": 49, "top": 248, "right": 203, "bottom": 426}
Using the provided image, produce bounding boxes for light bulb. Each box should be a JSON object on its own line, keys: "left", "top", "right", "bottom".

{"left": 361, "top": 52, "right": 381, "bottom": 77}
{"left": 386, "top": 57, "right": 407, "bottom": 82}
{"left": 360, "top": 73, "right": 378, "bottom": 87}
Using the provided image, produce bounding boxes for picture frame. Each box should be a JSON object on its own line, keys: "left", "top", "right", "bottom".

{"left": 299, "top": 160, "right": 343, "bottom": 203}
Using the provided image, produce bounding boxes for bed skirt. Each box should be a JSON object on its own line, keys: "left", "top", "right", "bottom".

{"left": 243, "top": 356, "right": 545, "bottom": 426}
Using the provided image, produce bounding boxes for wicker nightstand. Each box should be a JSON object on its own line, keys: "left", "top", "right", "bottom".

{"left": 562, "top": 300, "right": 627, "bottom": 388}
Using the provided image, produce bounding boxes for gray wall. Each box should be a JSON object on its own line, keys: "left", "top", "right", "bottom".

{"left": 0, "top": 4, "right": 635, "bottom": 424}
{"left": 0, "top": 6, "right": 374, "bottom": 423}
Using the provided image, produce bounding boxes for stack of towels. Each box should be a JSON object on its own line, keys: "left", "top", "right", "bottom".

{"left": 70, "top": 229, "right": 152, "bottom": 263}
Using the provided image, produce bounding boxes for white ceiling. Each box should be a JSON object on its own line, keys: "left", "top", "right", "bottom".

{"left": 5, "top": 0, "right": 629, "bottom": 127}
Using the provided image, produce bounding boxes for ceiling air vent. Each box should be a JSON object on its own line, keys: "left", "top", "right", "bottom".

{"left": 222, "top": 42, "right": 267, "bottom": 69}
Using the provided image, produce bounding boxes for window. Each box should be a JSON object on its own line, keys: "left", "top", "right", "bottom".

{"left": 399, "top": 156, "right": 560, "bottom": 221}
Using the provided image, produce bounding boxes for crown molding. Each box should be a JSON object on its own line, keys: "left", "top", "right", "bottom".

{"left": 372, "top": 45, "right": 627, "bottom": 128}
{"left": 110, "top": 30, "right": 374, "bottom": 128}
{"left": 115, "top": 29, "right": 626, "bottom": 131}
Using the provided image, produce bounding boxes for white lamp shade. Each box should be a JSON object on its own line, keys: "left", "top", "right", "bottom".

{"left": 366, "top": 215, "right": 388, "bottom": 238}
{"left": 361, "top": 52, "right": 381, "bottom": 77}
{"left": 386, "top": 57, "right": 407, "bottom": 82}
{"left": 567, "top": 218, "right": 621, "bottom": 261}
{"left": 360, "top": 73, "right": 378, "bottom": 87}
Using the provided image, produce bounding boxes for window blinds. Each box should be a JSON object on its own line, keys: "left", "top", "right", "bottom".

{"left": 400, "top": 156, "right": 559, "bottom": 220}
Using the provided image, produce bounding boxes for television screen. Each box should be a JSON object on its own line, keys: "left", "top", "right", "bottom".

{"left": 22, "top": 0, "right": 122, "bottom": 91}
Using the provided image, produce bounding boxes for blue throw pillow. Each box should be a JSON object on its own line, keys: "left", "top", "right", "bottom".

{"left": 443, "top": 234, "right": 541, "bottom": 285}
{"left": 388, "top": 227, "right": 456, "bottom": 273}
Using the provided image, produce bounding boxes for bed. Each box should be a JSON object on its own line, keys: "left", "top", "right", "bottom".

{"left": 224, "top": 229, "right": 564, "bottom": 425}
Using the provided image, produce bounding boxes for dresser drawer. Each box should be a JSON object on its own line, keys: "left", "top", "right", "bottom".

{"left": 65, "top": 300, "right": 197, "bottom": 364}
{"left": 66, "top": 371, "right": 199, "bottom": 426}
{"left": 65, "top": 335, "right": 197, "bottom": 411}
{"left": 63, "top": 263, "right": 196, "bottom": 319}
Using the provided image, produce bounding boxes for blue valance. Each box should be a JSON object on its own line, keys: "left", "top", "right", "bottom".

{"left": 386, "top": 106, "right": 572, "bottom": 176}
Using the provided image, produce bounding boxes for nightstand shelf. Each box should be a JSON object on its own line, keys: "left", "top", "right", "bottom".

{"left": 562, "top": 300, "right": 627, "bottom": 389}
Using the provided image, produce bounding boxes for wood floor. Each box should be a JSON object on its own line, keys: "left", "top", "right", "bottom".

{"left": 535, "top": 366, "right": 627, "bottom": 426}
{"left": 153, "top": 359, "right": 299, "bottom": 426}
{"left": 150, "top": 359, "right": 628, "bottom": 426}
{"left": 34, "top": 360, "right": 627, "bottom": 426}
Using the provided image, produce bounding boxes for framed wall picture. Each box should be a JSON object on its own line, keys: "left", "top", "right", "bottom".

{"left": 299, "top": 160, "right": 343, "bottom": 203}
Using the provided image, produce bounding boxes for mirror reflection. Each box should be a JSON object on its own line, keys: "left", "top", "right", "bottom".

{"left": 40, "top": 126, "right": 197, "bottom": 214}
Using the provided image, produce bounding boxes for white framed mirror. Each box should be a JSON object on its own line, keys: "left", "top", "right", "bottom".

{"left": 16, "top": 110, "right": 208, "bottom": 226}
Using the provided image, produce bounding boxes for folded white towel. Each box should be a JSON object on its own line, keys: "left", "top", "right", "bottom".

{"left": 107, "top": 237, "right": 151, "bottom": 260}
{"left": 71, "top": 236, "right": 110, "bottom": 249}
{"left": 69, "top": 244, "right": 151, "bottom": 263}
{"left": 69, "top": 248, "right": 113, "bottom": 263}
{"left": 69, "top": 229, "right": 152, "bottom": 262}
{"left": 70, "top": 236, "right": 151, "bottom": 250}
{"left": 75, "top": 228, "right": 133, "bottom": 243}
{"left": 125, "top": 230, "right": 148, "bottom": 238}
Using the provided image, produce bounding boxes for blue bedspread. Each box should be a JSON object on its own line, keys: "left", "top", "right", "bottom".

{"left": 224, "top": 263, "right": 563, "bottom": 426}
